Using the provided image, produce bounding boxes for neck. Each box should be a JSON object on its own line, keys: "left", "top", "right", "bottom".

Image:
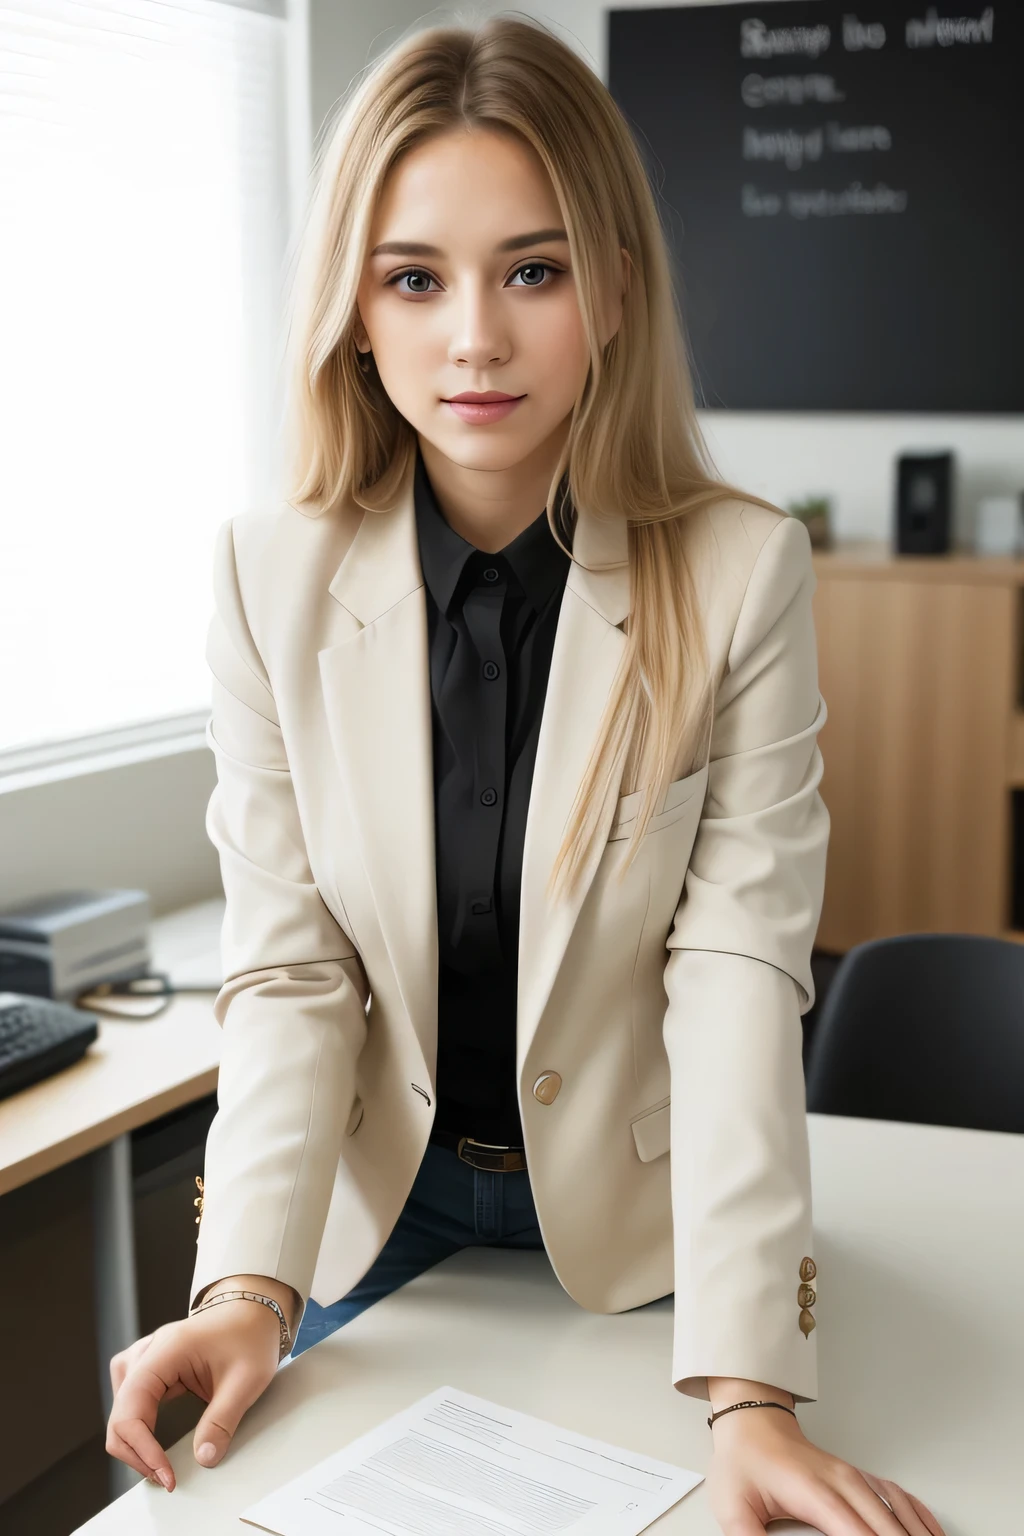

{"left": 417, "top": 424, "right": 570, "bottom": 553}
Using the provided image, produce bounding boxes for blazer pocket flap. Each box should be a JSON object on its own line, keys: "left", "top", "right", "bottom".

{"left": 630, "top": 1098, "right": 671, "bottom": 1162}
{"left": 609, "top": 764, "right": 708, "bottom": 841}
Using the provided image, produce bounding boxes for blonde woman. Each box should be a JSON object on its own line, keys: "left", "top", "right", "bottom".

{"left": 106, "top": 15, "right": 944, "bottom": 1535}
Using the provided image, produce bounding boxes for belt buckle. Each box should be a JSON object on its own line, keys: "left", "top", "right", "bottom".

{"left": 456, "top": 1136, "right": 527, "bottom": 1173}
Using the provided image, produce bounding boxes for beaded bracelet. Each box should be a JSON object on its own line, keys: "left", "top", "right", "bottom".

{"left": 707, "top": 1399, "right": 797, "bottom": 1429}
{"left": 191, "top": 1289, "right": 293, "bottom": 1361}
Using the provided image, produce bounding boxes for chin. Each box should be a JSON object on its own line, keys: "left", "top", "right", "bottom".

{"left": 427, "top": 429, "right": 539, "bottom": 472}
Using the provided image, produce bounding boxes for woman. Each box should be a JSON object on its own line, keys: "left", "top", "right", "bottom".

{"left": 106, "top": 16, "right": 944, "bottom": 1535}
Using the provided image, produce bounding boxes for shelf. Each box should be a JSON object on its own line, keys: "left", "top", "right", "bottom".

{"left": 812, "top": 541, "right": 1024, "bottom": 585}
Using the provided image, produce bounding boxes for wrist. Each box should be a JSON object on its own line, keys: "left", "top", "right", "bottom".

{"left": 707, "top": 1377, "right": 795, "bottom": 1415}
{"left": 706, "top": 1378, "right": 800, "bottom": 1443}
{"left": 196, "top": 1274, "right": 301, "bottom": 1338}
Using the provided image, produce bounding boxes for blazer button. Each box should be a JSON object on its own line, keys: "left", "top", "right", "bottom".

{"left": 532, "top": 1071, "right": 562, "bottom": 1104}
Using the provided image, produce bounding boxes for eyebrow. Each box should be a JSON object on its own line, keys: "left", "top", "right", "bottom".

{"left": 369, "top": 227, "right": 569, "bottom": 259}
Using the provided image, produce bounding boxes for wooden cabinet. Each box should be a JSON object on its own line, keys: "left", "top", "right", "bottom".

{"left": 810, "top": 541, "right": 1024, "bottom": 951}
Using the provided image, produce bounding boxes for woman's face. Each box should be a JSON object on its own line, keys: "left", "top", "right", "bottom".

{"left": 354, "top": 125, "right": 622, "bottom": 476}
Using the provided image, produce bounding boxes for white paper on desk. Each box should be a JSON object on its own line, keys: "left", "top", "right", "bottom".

{"left": 239, "top": 1384, "right": 703, "bottom": 1536}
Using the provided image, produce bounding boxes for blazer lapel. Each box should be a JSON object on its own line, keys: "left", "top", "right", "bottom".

{"left": 318, "top": 463, "right": 439, "bottom": 1083}
{"left": 515, "top": 499, "right": 630, "bottom": 1077}
{"left": 318, "top": 450, "right": 632, "bottom": 1094}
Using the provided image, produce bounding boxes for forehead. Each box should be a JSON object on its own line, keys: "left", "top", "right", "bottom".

{"left": 369, "top": 127, "right": 562, "bottom": 246}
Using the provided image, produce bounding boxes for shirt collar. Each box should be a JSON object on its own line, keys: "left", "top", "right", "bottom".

{"left": 414, "top": 445, "right": 572, "bottom": 617}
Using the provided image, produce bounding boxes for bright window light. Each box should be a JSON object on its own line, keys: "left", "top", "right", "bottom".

{"left": 0, "top": 0, "right": 292, "bottom": 755}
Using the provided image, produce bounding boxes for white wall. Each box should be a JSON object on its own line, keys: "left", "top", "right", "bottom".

{"left": 310, "top": 0, "right": 1023, "bottom": 544}
{"left": 0, "top": 749, "right": 219, "bottom": 919}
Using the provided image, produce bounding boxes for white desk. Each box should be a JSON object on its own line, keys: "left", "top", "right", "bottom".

{"left": 73, "top": 1113, "right": 1022, "bottom": 1536}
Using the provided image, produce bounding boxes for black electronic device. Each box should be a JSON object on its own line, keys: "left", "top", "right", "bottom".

{"left": 895, "top": 452, "right": 954, "bottom": 554}
{"left": 0, "top": 992, "right": 100, "bottom": 1101}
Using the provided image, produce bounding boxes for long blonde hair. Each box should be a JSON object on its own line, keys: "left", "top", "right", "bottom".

{"left": 282, "top": 11, "right": 786, "bottom": 901}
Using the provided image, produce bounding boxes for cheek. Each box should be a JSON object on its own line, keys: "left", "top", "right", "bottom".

{"left": 526, "top": 299, "right": 590, "bottom": 390}
{"left": 368, "top": 319, "right": 436, "bottom": 413}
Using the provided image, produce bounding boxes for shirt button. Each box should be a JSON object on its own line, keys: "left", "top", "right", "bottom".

{"left": 533, "top": 1072, "right": 562, "bottom": 1104}
{"left": 482, "top": 660, "right": 500, "bottom": 681}
{"left": 482, "top": 567, "right": 500, "bottom": 583}
{"left": 480, "top": 787, "right": 498, "bottom": 806}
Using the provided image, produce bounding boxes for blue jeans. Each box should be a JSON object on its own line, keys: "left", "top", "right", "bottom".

{"left": 283, "top": 1139, "right": 547, "bottom": 1362}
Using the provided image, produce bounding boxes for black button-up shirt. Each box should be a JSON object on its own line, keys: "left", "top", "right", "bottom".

{"left": 414, "top": 445, "right": 573, "bottom": 1147}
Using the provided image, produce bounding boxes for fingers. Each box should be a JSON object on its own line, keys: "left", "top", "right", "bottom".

{"left": 854, "top": 1468, "right": 947, "bottom": 1536}
{"left": 106, "top": 1358, "right": 178, "bottom": 1487}
{"left": 875, "top": 1479, "right": 947, "bottom": 1536}
{"left": 716, "top": 1501, "right": 767, "bottom": 1535}
{"left": 106, "top": 1425, "right": 170, "bottom": 1487}
{"left": 791, "top": 1481, "right": 883, "bottom": 1536}
{"left": 109, "top": 1332, "right": 154, "bottom": 1396}
{"left": 192, "top": 1361, "right": 267, "bottom": 1468}
{"left": 840, "top": 1467, "right": 945, "bottom": 1536}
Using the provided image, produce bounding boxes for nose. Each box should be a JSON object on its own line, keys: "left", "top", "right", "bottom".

{"left": 447, "top": 278, "right": 510, "bottom": 368}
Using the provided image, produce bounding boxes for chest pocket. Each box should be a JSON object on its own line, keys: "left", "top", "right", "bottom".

{"left": 607, "top": 762, "right": 708, "bottom": 841}
{"left": 630, "top": 1096, "right": 671, "bottom": 1161}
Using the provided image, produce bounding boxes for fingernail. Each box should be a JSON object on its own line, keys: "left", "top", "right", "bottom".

{"left": 197, "top": 1442, "right": 218, "bottom": 1465}
{"left": 157, "top": 1468, "right": 173, "bottom": 1490}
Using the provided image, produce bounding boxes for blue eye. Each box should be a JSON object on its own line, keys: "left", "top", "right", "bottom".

{"left": 386, "top": 262, "right": 560, "bottom": 295}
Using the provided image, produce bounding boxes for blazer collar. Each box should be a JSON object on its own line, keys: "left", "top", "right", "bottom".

{"left": 328, "top": 446, "right": 630, "bottom": 630}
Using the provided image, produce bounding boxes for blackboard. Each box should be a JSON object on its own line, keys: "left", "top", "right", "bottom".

{"left": 607, "top": 3, "right": 1023, "bottom": 411}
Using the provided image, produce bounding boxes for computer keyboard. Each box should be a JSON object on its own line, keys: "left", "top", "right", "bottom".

{"left": 0, "top": 992, "right": 100, "bottom": 1101}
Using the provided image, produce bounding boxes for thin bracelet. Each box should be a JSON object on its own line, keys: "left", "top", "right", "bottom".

{"left": 192, "top": 1289, "right": 292, "bottom": 1361}
{"left": 707, "top": 1399, "right": 797, "bottom": 1429}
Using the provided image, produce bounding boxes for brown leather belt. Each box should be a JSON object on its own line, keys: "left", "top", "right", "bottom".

{"left": 429, "top": 1126, "right": 527, "bottom": 1172}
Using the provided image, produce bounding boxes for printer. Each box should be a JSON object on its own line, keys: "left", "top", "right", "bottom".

{"left": 0, "top": 888, "right": 151, "bottom": 1001}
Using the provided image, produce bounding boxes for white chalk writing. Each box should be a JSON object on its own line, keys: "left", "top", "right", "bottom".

{"left": 906, "top": 6, "right": 995, "bottom": 46}
{"left": 740, "top": 17, "right": 832, "bottom": 59}
{"left": 742, "top": 73, "right": 847, "bottom": 107}
{"left": 742, "top": 184, "right": 784, "bottom": 216}
{"left": 843, "top": 14, "right": 887, "bottom": 50}
{"left": 741, "top": 182, "right": 909, "bottom": 218}
{"left": 827, "top": 121, "right": 892, "bottom": 152}
{"left": 743, "top": 122, "right": 891, "bottom": 169}
{"left": 744, "top": 127, "right": 824, "bottom": 170}
{"left": 788, "top": 181, "right": 908, "bottom": 216}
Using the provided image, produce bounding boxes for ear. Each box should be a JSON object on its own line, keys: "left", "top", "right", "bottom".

{"left": 352, "top": 309, "right": 371, "bottom": 353}
{"left": 597, "top": 246, "right": 631, "bottom": 349}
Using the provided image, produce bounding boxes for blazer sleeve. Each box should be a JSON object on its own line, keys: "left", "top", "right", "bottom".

{"left": 662, "top": 512, "right": 829, "bottom": 1404}
{"left": 189, "top": 516, "right": 370, "bottom": 1335}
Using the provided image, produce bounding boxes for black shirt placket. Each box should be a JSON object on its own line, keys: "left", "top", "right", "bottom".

{"left": 447, "top": 557, "right": 509, "bottom": 968}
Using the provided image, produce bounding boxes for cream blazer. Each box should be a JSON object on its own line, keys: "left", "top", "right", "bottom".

{"left": 190, "top": 452, "right": 830, "bottom": 1404}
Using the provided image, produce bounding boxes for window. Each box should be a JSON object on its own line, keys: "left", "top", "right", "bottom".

{"left": 0, "top": 0, "right": 295, "bottom": 764}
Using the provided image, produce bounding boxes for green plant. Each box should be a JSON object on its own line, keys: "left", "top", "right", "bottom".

{"left": 787, "top": 495, "right": 831, "bottom": 522}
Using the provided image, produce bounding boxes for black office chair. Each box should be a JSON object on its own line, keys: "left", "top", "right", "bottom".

{"left": 804, "top": 932, "right": 1024, "bottom": 1136}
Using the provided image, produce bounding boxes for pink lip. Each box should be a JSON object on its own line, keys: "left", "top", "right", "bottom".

{"left": 445, "top": 396, "right": 524, "bottom": 424}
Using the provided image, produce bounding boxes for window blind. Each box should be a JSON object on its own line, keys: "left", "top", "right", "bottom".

{"left": 0, "top": 0, "right": 292, "bottom": 757}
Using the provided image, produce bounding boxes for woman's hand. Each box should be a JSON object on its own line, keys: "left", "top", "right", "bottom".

{"left": 105, "top": 1298, "right": 284, "bottom": 1491}
{"left": 706, "top": 1406, "right": 946, "bottom": 1536}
